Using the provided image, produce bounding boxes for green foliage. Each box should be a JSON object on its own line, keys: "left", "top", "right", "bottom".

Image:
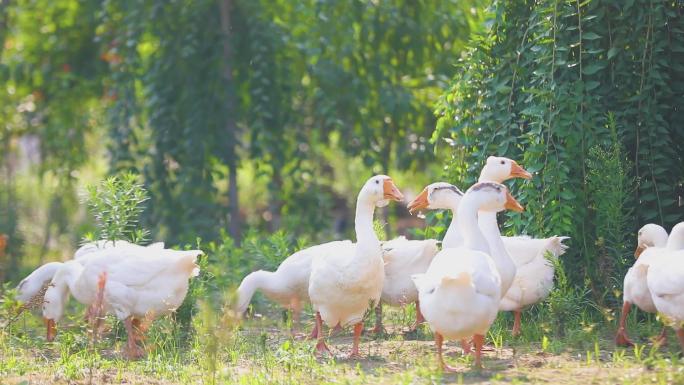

{"left": 83, "top": 172, "right": 149, "bottom": 244}
{"left": 435, "top": 0, "right": 684, "bottom": 292}
{"left": 586, "top": 113, "right": 634, "bottom": 303}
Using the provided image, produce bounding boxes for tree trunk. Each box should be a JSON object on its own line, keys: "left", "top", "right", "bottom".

{"left": 218, "top": 0, "right": 241, "bottom": 244}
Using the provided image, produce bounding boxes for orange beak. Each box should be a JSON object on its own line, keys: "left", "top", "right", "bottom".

{"left": 504, "top": 190, "right": 525, "bottom": 212}
{"left": 634, "top": 244, "right": 647, "bottom": 259}
{"left": 45, "top": 318, "right": 56, "bottom": 342}
{"left": 407, "top": 188, "right": 430, "bottom": 215}
{"left": 383, "top": 179, "right": 404, "bottom": 202}
{"left": 510, "top": 161, "right": 533, "bottom": 180}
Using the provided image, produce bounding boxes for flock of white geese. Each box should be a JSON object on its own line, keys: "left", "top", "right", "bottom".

{"left": 13, "top": 155, "right": 684, "bottom": 371}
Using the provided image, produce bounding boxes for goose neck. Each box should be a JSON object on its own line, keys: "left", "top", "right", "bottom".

{"left": 354, "top": 197, "right": 380, "bottom": 246}
{"left": 442, "top": 208, "right": 464, "bottom": 249}
{"left": 456, "top": 197, "right": 490, "bottom": 254}
{"left": 478, "top": 210, "right": 508, "bottom": 259}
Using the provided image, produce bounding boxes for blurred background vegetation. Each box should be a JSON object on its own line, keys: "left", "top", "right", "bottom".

{"left": 0, "top": 0, "right": 683, "bottom": 308}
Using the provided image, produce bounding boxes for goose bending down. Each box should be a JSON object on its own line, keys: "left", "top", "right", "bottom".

{"left": 646, "top": 222, "right": 684, "bottom": 349}
{"left": 236, "top": 240, "right": 351, "bottom": 335}
{"left": 42, "top": 246, "right": 202, "bottom": 357}
{"left": 17, "top": 262, "right": 64, "bottom": 305}
{"left": 373, "top": 236, "right": 440, "bottom": 334}
{"left": 16, "top": 240, "right": 165, "bottom": 336}
{"left": 411, "top": 182, "right": 524, "bottom": 370}
{"left": 478, "top": 156, "right": 569, "bottom": 335}
{"left": 615, "top": 223, "right": 670, "bottom": 346}
{"left": 308, "top": 175, "right": 404, "bottom": 358}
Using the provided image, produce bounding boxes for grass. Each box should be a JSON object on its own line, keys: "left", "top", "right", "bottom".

{"left": 2, "top": 298, "right": 684, "bottom": 385}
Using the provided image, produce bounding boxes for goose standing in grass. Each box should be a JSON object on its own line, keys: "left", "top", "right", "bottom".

{"left": 42, "top": 246, "right": 202, "bottom": 357}
{"left": 308, "top": 175, "right": 404, "bottom": 358}
{"left": 639, "top": 222, "right": 684, "bottom": 349}
{"left": 643, "top": 222, "right": 684, "bottom": 349}
{"left": 373, "top": 159, "right": 530, "bottom": 335}
{"left": 373, "top": 236, "right": 440, "bottom": 334}
{"left": 411, "top": 182, "right": 524, "bottom": 370}
{"left": 236, "top": 239, "right": 351, "bottom": 336}
{"left": 478, "top": 156, "right": 569, "bottom": 335}
{"left": 17, "top": 240, "right": 165, "bottom": 305}
{"left": 16, "top": 240, "right": 165, "bottom": 337}
{"left": 615, "top": 223, "right": 670, "bottom": 346}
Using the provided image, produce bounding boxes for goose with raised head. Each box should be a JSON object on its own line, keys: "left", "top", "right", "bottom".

{"left": 411, "top": 182, "right": 524, "bottom": 371}
{"left": 616, "top": 223, "right": 671, "bottom": 346}
{"left": 308, "top": 175, "right": 404, "bottom": 358}
{"left": 644, "top": 223, "right": 684, "bottom": 349}
{"left": 478, "top": 156, "right": 569, "bottom": 335}
{"left": 43, "top": 246, "right": 202, "bottom": 357}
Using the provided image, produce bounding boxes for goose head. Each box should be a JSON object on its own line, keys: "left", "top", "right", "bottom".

{"left": 635, "top": 223, "right": 669, "bottom": 258}
{"left": 666, "top": 222, "right": 684, "bottom": 251}
{"left": 42, "top": 261, "right": 82, "bottom": 341}
{"left": 479, "top": 156, "right": 532, "bottom": 183}
{"left": 42, "top": 283, "right": 66, "bottom": 342}
{"left": 466, "top": 182, "right": 525, "bottom": 213}
{"left": 359, "top": 175, "right": 404, "bottom": 207}
{"left": 407, "top": 182, "right": 464, "bottom": 214}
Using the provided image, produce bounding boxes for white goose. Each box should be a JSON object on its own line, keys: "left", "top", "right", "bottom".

{"left": 236, "top": 239, "right": 351, "bottom": 335}
{"left": 308, "top": 175, "right": 403, "bottom": 357}
{"left": 237, "top": 224, "right": 437, "bottom": 337}
{"left": 411, "top": 182, "right": 524, "bottom": 370}
{"left": 43, "top": 246, "right": 202, "bottom": 357}
{"left": 615, "top": 223, "right": 669, "bottom": 346}
{"left": 645, "top": 222, "right": 684, "bottom": 349}
{"left": 375, "top": 236, "right": 440, "bottom": 333}
{"left": 479, "top": 156, "right": 569, "bottom": 335}
{"left": 17, "top": 240, "right": 165, "bottom": 305}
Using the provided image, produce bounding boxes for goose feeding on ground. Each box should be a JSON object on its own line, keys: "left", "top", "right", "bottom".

{"left": 308, "top": 175, "right": 403, "bottom": 358}
{"left": 43, "top": 246, "right": 202, "bottom": 357}
{"left": 411, "top": 182, "right": 524, "bottom": 370}
{"left": 236, "top": 239, "right": 351, "bottom": 336}
{"left": 17, "top": 240, "right": 165, "bottom": 305}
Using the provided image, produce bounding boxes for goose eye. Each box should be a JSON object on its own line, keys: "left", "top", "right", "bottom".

{"left": 427, "top": 288, "right": 435, "bottom": 294}
{"left": 500, "top": 160, "right": 505, "bottom": 165}
{"left": 375, "top": 180, "right": 379, "bottom": 184}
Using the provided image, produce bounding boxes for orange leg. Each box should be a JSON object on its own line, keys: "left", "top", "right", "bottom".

{"left": 124, "top": 316, "right": 145, "bottom": 359}
{"left": 654, "top": 326, "right": 668, "bottom": 346}
{"left": 676, "top": 329, "right": 684, "bottom": 351}
{"left": 473, "top": 334, "right": 485, "bottom": 369}
{"left": 408, "top": 300, "right": 425, "bottom": 333}
{"left": 436, "top": 333, "right": 459, "bottom": 372}
{"left": 131, "top": 318, "right": 146, "bottom": 344}
{"left": 331, "top": 323, "right": 343, "bottom": 336}
{"left": 349, "top": 322, "right": 364, "bottom": 359}
{"left": 512, "top": 310, "right": 522, "bottom": 336}
{"left": 87, "top": 272, "right": 108, "bottom": 342}
{"left": 615, "top": 301, "right": 634, "bottom": 347}
{"left": 308, "top": 319, "right": 319, "bottom": 340}
{"left": 314, "top": 312, "right": 331, "bottom": 357}
{"left": 460, "top": 338, "right": 472, "bottom": 354}
{"left": 44, "top": 318, "right": 57, "bottom": 342}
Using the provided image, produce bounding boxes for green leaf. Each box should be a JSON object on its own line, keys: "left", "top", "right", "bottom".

{"left": 582, "top": 32, "right": 601, "bottom": 40}
{"left": 607, "top": 47, "right": 619, "bottom": 59}
{"left": 582, "top": 62, "right": 606, "bottom": 75}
